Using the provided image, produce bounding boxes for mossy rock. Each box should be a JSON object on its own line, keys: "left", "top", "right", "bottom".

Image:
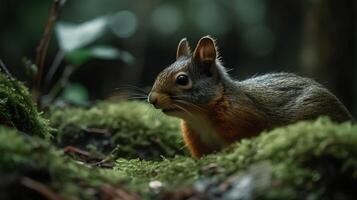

{"left": 0, "top": 72, "right": 50, "bottom": 139}
{"left": 2, "top": 94, "right": 357, "bottom": 199}
{"left": 0, "top": 125, "right": 136, "bottom": 200}
{"left": 113, "top": 118, "right": 357, "bottom": 199}
{"left": 49, "top": 101, "right": 357, "bottom": 199}
{"left": 50, "top": 101, "right": 186, "bottom": 160}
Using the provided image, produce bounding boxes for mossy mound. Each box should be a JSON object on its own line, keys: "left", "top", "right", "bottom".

{"left": 0, "top": 125, "right": 137, "bottom": 200}
{"left": 113, "top": 118, "right": 357, "bottom": 199}
{"left": 50, "top": 101, "right": 186, "bottom": 160}
{"left": 0, "top": 72, "right": 50, "bottom": 139}
{"left": 1, "top": 90, "right": 356, "bottom": 199}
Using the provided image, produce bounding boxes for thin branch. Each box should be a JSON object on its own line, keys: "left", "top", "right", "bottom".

{"left": 45, "top": 50, "right": 65, "bottom": 90}
{"left": 33, "top": 0, "right": 66, "bottom": 103}
{"left": 0, "top": 59, "right": 14, "bottom": 79}
{"left": 41, "top": 65, "right": 75, "bottom": 107}
{"left": 21, "top": 177, "right": 66, "bottom": 200}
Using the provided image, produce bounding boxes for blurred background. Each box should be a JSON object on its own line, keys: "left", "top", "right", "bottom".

{"left": 0, "top": 0, "right": 356, "bottom": 116}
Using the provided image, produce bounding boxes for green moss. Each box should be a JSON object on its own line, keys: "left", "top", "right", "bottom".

{"left": 50, "top": 101, "right": 186, "bottom": 160}
{"left": 113, "top": 118, "right": 357, "bottom": 199}
{"left": 2, "top": 93, "right": 356, "bottom": 199}
{"left": 0, "top": 72, "right": 50, "bottom": 139}
{"left": 0, "top": 125, "right": 126, "bottom": 200}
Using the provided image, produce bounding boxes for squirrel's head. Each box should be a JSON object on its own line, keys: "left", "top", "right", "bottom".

{"left": 149, "top": 36, "right": 229, "bottom": 119}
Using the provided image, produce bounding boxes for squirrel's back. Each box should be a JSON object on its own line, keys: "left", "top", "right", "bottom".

{"left": 238, "top": 72, "right": 353, "bottom": 125}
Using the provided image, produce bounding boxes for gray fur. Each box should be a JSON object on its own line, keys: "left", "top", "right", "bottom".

{"left": 233, "top": 72, "right": 353, "bottom": 125}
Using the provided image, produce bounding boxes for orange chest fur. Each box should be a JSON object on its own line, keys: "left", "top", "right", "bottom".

{"left": 206, "top": 96, "right": 269, "bottom": 141}
{"left": 181, "top": 96, "right": 269, "bottom": 157}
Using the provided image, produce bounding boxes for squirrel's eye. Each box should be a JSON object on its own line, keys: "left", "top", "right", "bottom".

{"left": 175, "top": 74, "right": 189, "bottom": 86}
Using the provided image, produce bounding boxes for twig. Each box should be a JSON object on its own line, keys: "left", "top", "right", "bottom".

{"left": 21, "top": 177, "right": 66, "bottom": 200}
{"left": 45, "top": 50, "right": 65, "bottom": 90}
{"left": 0, "top": 59, "right": 23, "bottom": 96}
{"left": 0, "top": 59, "right": 14, "bottom": 79}
{"left": 41, "top": 64, "right": 74, "bottom": 107}
{"left": 101, "top": 184, "right": 141, "bottom": 200}
{"left": 33, "top": 0, "right": 66, "bottom": 104}
{"left": 63, "top": 146, "right": 91, "bottom": 157}
{"left": 91, "top": 157, "right": 115, "bottom": 169}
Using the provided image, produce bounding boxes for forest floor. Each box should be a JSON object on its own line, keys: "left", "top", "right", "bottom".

{"left": 1, "top": 72, "right": 357, "bottom": 200}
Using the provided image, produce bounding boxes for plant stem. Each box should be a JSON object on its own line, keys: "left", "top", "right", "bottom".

{"left": 33, "top": 0, "right": 66, "bottom": 106}
{"left": 45, "top": 50, "right": 65, "bottom": 91}
{"left": 41, "top": 65, "right": 75, "bottom": 108}
{"left": 0, "top": 59, "right": 14, "bottom": 80}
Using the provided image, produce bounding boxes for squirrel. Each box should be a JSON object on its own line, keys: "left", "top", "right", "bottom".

{"left": 148, "top": 36, "right": 353, "bottom": 158}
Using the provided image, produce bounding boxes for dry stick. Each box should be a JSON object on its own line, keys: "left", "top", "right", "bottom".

{"left": 101, "top": 184, "right": 141, "bottom": 200}
{"left": 42, "top": 65, "right": 74, "bottom": 107}
{"left": 0, "top": 59, "right": 14, "bottom": 79}
{"left": 21, "top": 177, "right": 66, "bottom": 200}
{"left": 45, "top": 50, "right": 65, "bottom": 89}
{"left": 33, "top": 0, "right": 66, "bottom": 105}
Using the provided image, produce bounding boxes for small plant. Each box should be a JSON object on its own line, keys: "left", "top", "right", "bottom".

{"left": 20, "top": 0, "right": 136, "bottom": 108}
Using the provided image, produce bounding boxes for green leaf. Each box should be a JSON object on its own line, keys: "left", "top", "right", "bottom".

{"left": 89, "top": 46, "right": 120, "bottom": 59}
{"left": 55, "top": 16, "right": 108, "bottom": 52}
{"left": 65, "top": 46, "right": 134, "bottom": 65}
{"left": 65, "top": 50, "right": 91, "bottom": 66}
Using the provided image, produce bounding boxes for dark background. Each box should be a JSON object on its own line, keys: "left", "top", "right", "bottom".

{"left": 0, "top": 0, "right": 356, "bottom": 116}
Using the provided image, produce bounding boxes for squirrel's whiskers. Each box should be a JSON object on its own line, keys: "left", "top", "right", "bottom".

{"left": 114, "top": 85, "right": 149, "bottom": 101}
{"left": 173, "top": 104, "right": 194, "bottom": 118}
{"left": 173, "top": 99, "right": 206, "bottom": 114}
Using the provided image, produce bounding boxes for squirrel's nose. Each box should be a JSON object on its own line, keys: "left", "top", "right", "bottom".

{"left": 148, "top": 92, "right": 158, "bottom": 107}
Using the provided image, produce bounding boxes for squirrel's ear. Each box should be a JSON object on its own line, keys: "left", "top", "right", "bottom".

{"left": 176, "top": 38, "right": 191, "bottom": 59}
{"left": 193, "top": 36, "right": 217, "bottom": 65}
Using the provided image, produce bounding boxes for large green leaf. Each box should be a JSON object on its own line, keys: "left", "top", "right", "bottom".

{"left": 65, "top": 46, "right": 134, "bottom": 65}
{"left": 55, "top": 16, "right": 108, "bottom": 52}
